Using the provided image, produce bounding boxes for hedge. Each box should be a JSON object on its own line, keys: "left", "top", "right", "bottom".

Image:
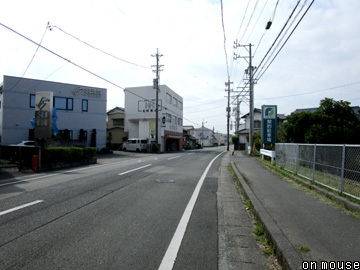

{"left": 42, "top": 147, "right": 96, "bottom": 165}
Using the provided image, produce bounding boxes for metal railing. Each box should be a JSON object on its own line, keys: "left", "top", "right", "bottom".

{"left": 276, "top": 143, "right": 360, "bottom": 200}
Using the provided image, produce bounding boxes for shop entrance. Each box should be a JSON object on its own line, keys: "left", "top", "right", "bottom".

{"left": 166, "top": 138, "right": 179, "bottom": 152}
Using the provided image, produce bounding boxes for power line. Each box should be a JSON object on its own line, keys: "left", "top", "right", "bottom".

{"left": 239, "top": 0, "right": 260, "bottom": 44}
{"left": 8, "top": 22, "right": 49, "bottom": 90}
{"left": 254, "top": 0, "right": 301, "bottom": 77}
{"left": 256, "top": 0, "right": 309, "bottom": 78}
{"left": 258, "top": 81, "right": 360, "bottom": 101}
{"left": 185, "top": 104, "right": 225, "bottom": 114}
{"left": 50, "top": 24, "right": 151, "bottom": 69}
{"left": 256, "top": 0, "right": 315, "bottom": 81}
{"left": 244, "top": 0, "right": 270, "bottom": 45}
{"left": 0, "top": 22, "right": 125, "bottom": 90}
{"left": 220, "top": 0, "right": 230, "bottom": 79}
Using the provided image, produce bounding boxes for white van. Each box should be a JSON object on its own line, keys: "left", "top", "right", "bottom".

{"left": 123, "top": 138, "right": 148, "bottom": 152}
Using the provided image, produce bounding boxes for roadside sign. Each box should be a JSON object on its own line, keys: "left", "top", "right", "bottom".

{"left": 161, "top": 114, "right": 166, "bottom": 127}
{"left": 261, "top": 105, "right": 277, "bottom": 144}
{"left": 35, "top": 91, "right": 53, "bottom": 139}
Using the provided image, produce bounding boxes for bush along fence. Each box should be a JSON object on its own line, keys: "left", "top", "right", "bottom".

{"left": 41, "top": 147, "right": 97, "bottom": 170}
{"left": 275, "top": 143, "right": 360, "bottom": 200}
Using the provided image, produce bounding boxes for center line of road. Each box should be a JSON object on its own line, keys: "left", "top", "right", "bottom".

{"left": 158, "top": 151, "right": 226, "bottom": 270}
{"left": 118, "top": 164, "right": 152, "bottom": 176}
{"left": 168, "top": 156, "right": 181, "bottom": 160}
{"left": 0, "top": 200, "right": 44, "bottom": 216}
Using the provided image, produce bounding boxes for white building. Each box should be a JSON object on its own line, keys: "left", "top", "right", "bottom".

{"left": 124, "top": 85, "right": 183, "bottom": 152}
{"left": 0, "top": 75, "right": 107, "bottom": 150}
{"left": 194, "top": 126, "right": 217, "bottom": 147}
{"left": 214, "top": 132, "right": 227, "bottom": 146}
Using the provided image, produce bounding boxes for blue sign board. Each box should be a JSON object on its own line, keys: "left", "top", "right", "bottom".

{"left": 262, "top": 105, "right": 277, "bottom": 144}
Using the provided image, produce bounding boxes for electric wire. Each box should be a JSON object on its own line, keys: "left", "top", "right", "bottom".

{"left": 220, "top": 0, "right": 230, "bottom": 79}
{"left": 255, "top": 0, "right": 309, "bottom": 79}
{"left": 231, "top": 0, "right": 260, "bottom": 76}
{"left": 185, "top": 104, "right": 225, "bottom": 114}
{"left": 253, "top": 0, "right": 281, "bottom": 57}
{"left": 239, "top": 0, "right": 260, "bottom": 45}
{"left": 0, "top": 22, "right": 125, "bottom": 90}
{"left": 235, "top": 0, "right": 251, "bottom": 42}
{"left": 230, "top": 0, "right": 251, "bottom": 73}
{"left": 258, "top": 80, "right": 360, "bottom": 101}
{"left": 256, "top": 0, "right": 315, "bottom": 81}
{"left": 8, "top": 22, "right": 49, "bottom": 90}
{"left": 243, "top": 0, "right": 270, "bottom": 45}
{"left": 270, "top": 0, "right": 280, "bottom": 22}
{"left": 50, "top": 24, "right": 151, "bottom": 69}
{"left": 253, "top": 0, "right": 301, "bottom": 77}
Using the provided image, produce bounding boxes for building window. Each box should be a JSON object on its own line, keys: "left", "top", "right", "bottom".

{"left": 178, "top": 118, "right": 183, "bottom": 126}
{"left": 178, "top": 101, "right": 183, "bottom": 110}
{"left": 166, "top": 113, "right": 172, "bottom": 123}
{"left": 172, "top": 97, "right": 178, "bottom": 107}
{"left": 30, "top": 94, "right": 35, "bottom": 108}
{"left": 166, "top": 93, "right": 172, "bottom": 104}
{"left": 82, "top": 99, "right": 88, "bottom": 112}
{"left": 173, "top": 116, "right": 178, "bottom": 125}
{"left": 113, "top": 118, "right": 124, "bottom": 126}
{"left": 54, "top": 97, "right": 73, "bottom": 110}
{"left": 254, "top": 120, "right": 261, "bottom": 128}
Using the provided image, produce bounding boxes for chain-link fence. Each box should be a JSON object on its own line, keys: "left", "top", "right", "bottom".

{"left": 276, "top": 143, "right": 360, "bottom": 200}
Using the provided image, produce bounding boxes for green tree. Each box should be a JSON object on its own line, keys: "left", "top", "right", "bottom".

{"left": 281, "top": 111, "right": 315, "bottom": 143}
{"left": 253, "top": 130, "right": 262, "bottom": 151}
{"left": 106, "top": 132, "right": 113, "bottom": 150}
{"left": 281, "top": 98, "right": 360, "bottom": 144}
{"left": 90, "top": 129, "right": 97, "bottom": 147}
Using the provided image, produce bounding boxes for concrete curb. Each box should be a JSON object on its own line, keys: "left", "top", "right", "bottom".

{"left": 231, "top": 160, "right": 303, "bottom": 270}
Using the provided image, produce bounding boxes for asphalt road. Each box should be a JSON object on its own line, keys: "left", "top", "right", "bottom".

{"left": 0, "top": 147, "right": 226, "bottom": 270}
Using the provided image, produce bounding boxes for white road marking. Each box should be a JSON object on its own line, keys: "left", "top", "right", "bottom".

{"left": 0, "top": 200, "right": 44, "bottom": 216}
{"left": 0, "top": 160, "right": 136, "bottom": 188}
{"left": 0, "top": 173, "right": 59, "bottom": 187}
{"left": 158, "top": 151, "right": 225, "bottom": 270}
{"left": 118, "top": 164, "right": 152, "bottom": 176}
{"left": 168, "top": 156, "right": 181, "bottom": 160}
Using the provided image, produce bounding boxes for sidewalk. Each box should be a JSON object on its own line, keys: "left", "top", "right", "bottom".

{"left": 230, "top": 151, "right": 360, "bottom": 270}
{"left": 218, "top": 152, "right": 268, "bottom": 270}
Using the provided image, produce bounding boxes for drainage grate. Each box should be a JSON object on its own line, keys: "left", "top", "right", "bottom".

{"left": 156, "top": 179, "right": 175, "bottom": 183}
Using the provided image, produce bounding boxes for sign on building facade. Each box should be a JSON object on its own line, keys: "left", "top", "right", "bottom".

{"left": 35, "top": 91, "right": 53, "bottom": 139}
{"left": 261, "top": 105, "right": 277, "bottom": 144}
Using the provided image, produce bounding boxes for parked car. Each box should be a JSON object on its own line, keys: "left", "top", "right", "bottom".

{"left": 122, "top": 138, "right": 148, "bottom": 152}
{"left": 11, "top": 141, "right": 35, "bottom": 147}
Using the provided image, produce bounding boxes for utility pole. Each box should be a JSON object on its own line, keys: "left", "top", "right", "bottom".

{"left": 151, "top": 48, "right": 163, "bottom": 148}
{"left": 233, "top": 41, "right": 255, "bottom": 154}
{"left": 249, "top": 44, "right": 254, "bottom": 155}
{"left": 236, "top": 96, "right": 241, "bottom": 134}
{"left": 225, "top": 79, "right": 233, "bottom": 151}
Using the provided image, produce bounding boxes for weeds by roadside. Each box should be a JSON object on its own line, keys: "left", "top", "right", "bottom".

{"left": 228, "top": 163, "right": 282, "bottom": 270}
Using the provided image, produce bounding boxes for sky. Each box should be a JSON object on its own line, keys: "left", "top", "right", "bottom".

{"left": 1, "top": 0, "right": 359, "bottom": 134}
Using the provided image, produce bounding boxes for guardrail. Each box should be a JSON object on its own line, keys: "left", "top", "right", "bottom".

{"left": 260, "top": 149, "right": 276, "bottom": 163}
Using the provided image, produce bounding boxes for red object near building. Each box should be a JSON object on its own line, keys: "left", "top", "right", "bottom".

{"left": 32, "top": 155, "right": 39, "bottom": 172}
